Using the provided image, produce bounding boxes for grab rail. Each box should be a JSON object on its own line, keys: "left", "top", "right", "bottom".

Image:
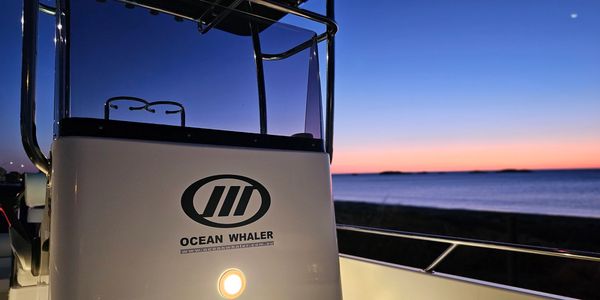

{"left": 336, "top": 224, "right": 600, "bottom": 273}
{"left": 21, "top": 0, "right": 50, "bottom": 175}
{"left": 104, "top": 96, "right": 186, "bottom": 127}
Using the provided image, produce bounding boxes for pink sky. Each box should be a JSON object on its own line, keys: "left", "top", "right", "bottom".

{"left": 331, "top": 139, "right": 600, "bottom": 174}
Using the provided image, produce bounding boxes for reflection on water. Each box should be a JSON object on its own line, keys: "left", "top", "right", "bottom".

{"left": 333, "top": 169, "right": 600, "bottom": 218}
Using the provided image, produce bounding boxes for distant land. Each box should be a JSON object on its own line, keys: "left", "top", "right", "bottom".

{"left": 471, "top": 168, "right": 532, "bottom": 174}
{"left": 378, "top": 169, "right": 532, "bottom": 175}
{"left": 334, "top": 168, "right": 570, "bottom": 176}
{"left": 379, "top": 171, "right": 433, "bottom": 175}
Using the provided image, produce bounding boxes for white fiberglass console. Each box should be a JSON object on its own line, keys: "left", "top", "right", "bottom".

{"left": 51, "top": 136, "right": 341, "bottom": 299}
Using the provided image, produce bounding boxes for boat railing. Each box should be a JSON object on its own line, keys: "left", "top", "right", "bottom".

{"left": 336, "top": 224, "right": 600, "bottom": 273}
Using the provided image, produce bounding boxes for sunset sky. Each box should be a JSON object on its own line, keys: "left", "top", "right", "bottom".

{"left": 1, "top": 0, "right": 599, "bottom": 174}
{"left": 322, "top": 0, "right": 600, "bottom": 173}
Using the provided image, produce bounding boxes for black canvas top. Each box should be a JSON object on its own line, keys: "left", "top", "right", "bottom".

{"left": 126, "top": 0, "right": 306, "bottom": 36}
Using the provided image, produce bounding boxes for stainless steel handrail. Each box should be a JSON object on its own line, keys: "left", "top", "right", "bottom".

{"left": 21, "top": 0, "right": 50, "bottom": 175}
{"left": 249, "top": 1, "right": 268, "bottom": 134}
{"left": 213, "top": 0, "right": 339, "bottom": 157}
{"left": 336, "top": 224, "right": 600, "bottom": 273}
{"left": 243, "top": 0, "right": 338, "bottom": 157}
{"left": 38, "top": 3, "right": 56, "bottom": 16}
{"left": 262, "top": 33, "right": 327, "bottom": 61}
{"left": 325, "top": 0, "right": 335, "bottom": 161}
{"left": 104, "top": 96, "right": 187, "bottom": 127}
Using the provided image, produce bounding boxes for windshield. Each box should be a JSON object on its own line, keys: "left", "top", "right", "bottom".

{"left": 61, "top": 0, "right": 322, "bottom": 139}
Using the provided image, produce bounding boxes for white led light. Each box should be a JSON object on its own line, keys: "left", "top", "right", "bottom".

{"left": 218, "top": 268, "right": 246, "bottom": 299}
{"left": 224, "top": 274, "right": 242, "bottom": 294}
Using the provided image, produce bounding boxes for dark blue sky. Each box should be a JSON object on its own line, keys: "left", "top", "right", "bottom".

{"left": 1, "top": 0, "right": 599, "bottom": 172}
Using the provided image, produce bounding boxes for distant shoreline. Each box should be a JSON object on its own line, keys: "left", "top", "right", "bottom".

{"left": 380, "top": 168, "right": 532, "bottom": 175}
{"left": 333, "top": 167, "right": 600, "bottom": 176}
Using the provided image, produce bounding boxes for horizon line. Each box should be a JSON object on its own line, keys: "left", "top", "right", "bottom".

{"left": 332, "top": 167, "right": 600, "bottom": 176}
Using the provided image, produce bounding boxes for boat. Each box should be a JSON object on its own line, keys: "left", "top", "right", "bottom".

{"left": 1, "top": 0, "right": 598, "bottom": 299}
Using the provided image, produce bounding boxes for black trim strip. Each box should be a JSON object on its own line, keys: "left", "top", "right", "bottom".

{"left": 58, "top": 118, "right": 324, "bottom": 152}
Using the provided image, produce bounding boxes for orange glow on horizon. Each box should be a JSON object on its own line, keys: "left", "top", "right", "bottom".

{"left": 331, "top": 140, "right": 600, "bottom": 174}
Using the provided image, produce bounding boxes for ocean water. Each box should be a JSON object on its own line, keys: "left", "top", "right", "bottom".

{"left": 332, "top": 169, "right": 600, "bottom": 218}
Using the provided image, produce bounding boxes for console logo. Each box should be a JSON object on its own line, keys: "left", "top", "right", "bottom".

{"left": 181, "top": 175, "right": 271, "bottom": 228}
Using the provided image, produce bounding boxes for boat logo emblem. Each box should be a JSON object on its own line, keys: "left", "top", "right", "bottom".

{"left": 181, "top": 175, "right": 271, "bottom": 228}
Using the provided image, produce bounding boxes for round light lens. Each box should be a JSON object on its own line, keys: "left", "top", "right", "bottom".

{"left": 218, "top": 268, "right": 246, "bottom": 299}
